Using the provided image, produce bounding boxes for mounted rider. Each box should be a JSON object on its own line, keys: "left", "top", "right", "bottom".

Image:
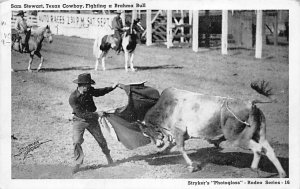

{"left": 112, "top": 10, "right": 125, "bottom": 54}
{"left": 15, "top": 10, "right": 31, "bottom": 53}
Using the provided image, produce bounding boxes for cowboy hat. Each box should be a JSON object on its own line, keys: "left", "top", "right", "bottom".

{"left": 73, "top": 73, "right": 95, "bottom": 85}
{"left": 16, "top": 10, "right": 25, "bottom": 16}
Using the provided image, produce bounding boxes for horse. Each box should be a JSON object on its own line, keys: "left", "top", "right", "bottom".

{"left": 11, "top": 25, "right": 53, "bottom": 72}
{"left": 93, "top": 20, "right": 142, "bottom": 72}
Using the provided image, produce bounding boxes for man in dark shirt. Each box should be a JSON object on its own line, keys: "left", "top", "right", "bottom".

{"left": 69, "top": 73, "right": 119, "bottom": 174}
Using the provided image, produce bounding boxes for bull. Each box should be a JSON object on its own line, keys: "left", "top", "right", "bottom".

{"left": 141, "top": 82, "right": 287, "bottom": 178}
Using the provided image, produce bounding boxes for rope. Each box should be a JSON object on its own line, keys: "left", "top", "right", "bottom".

{"left": 225, "top": 100, "right": 250, "bottom": 126}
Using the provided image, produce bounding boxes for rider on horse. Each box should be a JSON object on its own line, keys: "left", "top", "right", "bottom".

{"left": 112, "top": 10, "right": 125, "bottom": 54}
{"left": 15, "top": 10, "right": 31, "bottom": 53}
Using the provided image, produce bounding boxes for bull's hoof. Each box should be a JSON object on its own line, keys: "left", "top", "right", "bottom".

{"left": 72, "top": 164, "right": 80, "bottom": 174}
{"left": 188, "top": 163, "right": 200, "bottom": 173}
{"left": 251, "top": 168, "right": 261, "bottom": 177}
{"left": 279, "top": 171, "right": 287, "bottom": 178}
{"left": 156, "top": 140, "right": 165, "bottom": 148}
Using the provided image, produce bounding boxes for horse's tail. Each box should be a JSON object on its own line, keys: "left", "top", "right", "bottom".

{"left": 93, "top": 35, "right": 102, "bottom": 59}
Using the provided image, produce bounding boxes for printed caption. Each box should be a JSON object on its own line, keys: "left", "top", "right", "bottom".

{"left": 11, "top": 3, "right": 146, "bottom": 9}
{"left": 187, "top": 180, "right": 290, "bottom": 186}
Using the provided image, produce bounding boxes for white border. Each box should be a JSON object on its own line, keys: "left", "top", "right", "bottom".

{"left": 1, "top": 0, "right": 300, "bottom": 188}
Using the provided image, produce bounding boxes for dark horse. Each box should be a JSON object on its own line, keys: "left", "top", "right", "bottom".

{"left": 93, "top": 20, "right": 143, "bottom": 72}
{"left": 11, "top": 25, "right": 53, "bottom": 72}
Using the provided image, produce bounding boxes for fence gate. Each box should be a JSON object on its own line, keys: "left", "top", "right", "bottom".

{"left": 151, "top": 10, "right": 167, "bottom": 42}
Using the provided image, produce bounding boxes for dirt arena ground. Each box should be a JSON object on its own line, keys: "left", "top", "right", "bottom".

{"left": 11, "top": 35, "right": 289, "bottom": 179}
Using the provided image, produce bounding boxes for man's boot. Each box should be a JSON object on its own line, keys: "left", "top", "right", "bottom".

{"left": 105, "top": 153, "right": 113, "bottom": 164}
{"left": 72, "top": 164, "right": 80, "bottom": 174}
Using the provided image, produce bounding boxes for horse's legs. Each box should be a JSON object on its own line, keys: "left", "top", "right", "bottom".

{"left": 124, "top": 51, "right": 129, "bottom": 72}
{"left": 129, "top": 52, "right": 136, "bottom": 72}
{"left": 95, "top": 58, "right": 100, "bottom": 71}
{"left": 28, "top": 52, "right": 34, "bottom": 72}
{"left": 101, "top": 52, "right": 107, "bottom": 71}
{"left": 35, "top": 52, "right": 44, "bottom": 71}
{"left": 101, "top": 57, "right": 106, "bottom": 71}
{"left": 95, "top": 51, "right": 107, "bottom": 71}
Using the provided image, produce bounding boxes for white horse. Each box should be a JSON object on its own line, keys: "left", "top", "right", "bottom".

{"left": 93, "top": 21, "right": 141, "bottom": 72}
{"left": 11, "top": 25, "right": 53, "bottom": 72}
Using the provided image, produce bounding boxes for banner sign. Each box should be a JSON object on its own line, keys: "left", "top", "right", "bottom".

{"left": 37, "top": 12, "right": 115, "bottom": 39}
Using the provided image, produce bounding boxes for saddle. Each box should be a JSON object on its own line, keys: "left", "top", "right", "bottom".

{"left": 100, "top": 35, "right": 122, "bottom": 53}
{"left": 113, "top": 36, "right": 124, "bottom": 53}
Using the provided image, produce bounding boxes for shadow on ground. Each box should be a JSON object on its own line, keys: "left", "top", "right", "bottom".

{"left": 79, "top": 147, "right": 288, "bottom": 178}
{"left": 148, "top": 147, "right": 289, "bottom": 178}
{"left": 105, "top": 64, "right": 184, "bottom": 71}
{"left": 12, "top": 66, "right": 94, "bottom": 72}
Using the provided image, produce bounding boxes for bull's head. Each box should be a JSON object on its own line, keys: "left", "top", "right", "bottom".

{"left": 138, "top": 121, "right": 165, "bottom": 148}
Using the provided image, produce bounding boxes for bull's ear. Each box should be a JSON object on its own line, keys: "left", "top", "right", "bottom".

{"left": 46, "top": 25, "right": 49, "bottom": 29}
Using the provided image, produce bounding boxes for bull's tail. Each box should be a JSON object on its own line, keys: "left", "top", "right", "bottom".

{"left": 250, "top": 80, "right": 278, "bottom": 105}
{"left": 251, "top": 80, "right": 273, "bottom": 97}
{"left": 248, "top": 105, "right": 266, "bottom": 142}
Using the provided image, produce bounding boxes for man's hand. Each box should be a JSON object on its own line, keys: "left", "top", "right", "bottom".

{"left": 112, "top": 83, "right": 125, "bottom": 89}
{"left": 112, "top": 83, "right": 119, "bottom": 89}
{"left": 97, "top": 111, "right": 106, "bottom": 117}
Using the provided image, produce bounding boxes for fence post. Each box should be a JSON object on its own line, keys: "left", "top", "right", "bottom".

{"left": 132, "top": 10, "right": 137, "bottom": 22}
{"left": 255, "top": 10, "right": 263, "bottom": 58}
{"left": 121, "top": 11, "right": 125, "bottom": 25}
{"left": 221, "top": 10, "right": 228, "bottom": 55}
{"left": 167, "top": 10, "right": 173, "bottom": 48}
{"left": 192, "top": 10, "right": 199, "bottom": 52}
{"left": 146, "top": 10, "right": 152, "bottom": 46}
{"left": 274, "top": 10, "right": 278, "bottom": 46}
{"left": 189, "top": 10, "right": 193, "bottom": 43}
{"left": 180, "top": 10, "right": 184, "bottom": 43}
